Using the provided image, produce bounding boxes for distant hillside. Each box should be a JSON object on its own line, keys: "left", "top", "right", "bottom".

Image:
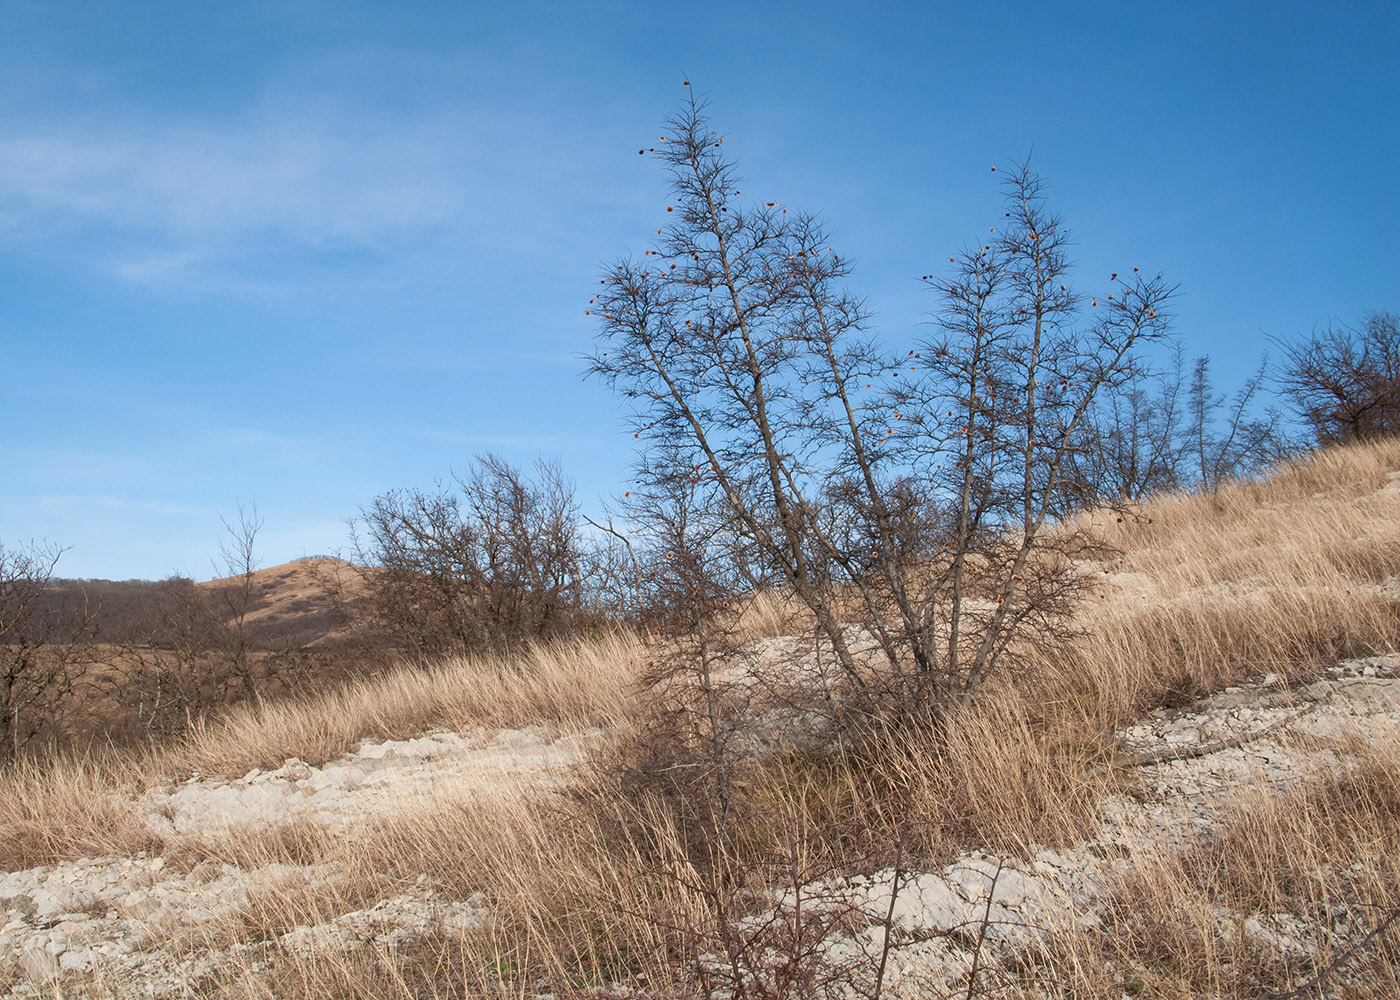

{"left": 196, "top": 557, "right": 367, "bottom": 649}
{"left": 39, "top": 557, "right": 367, "bottom": 651}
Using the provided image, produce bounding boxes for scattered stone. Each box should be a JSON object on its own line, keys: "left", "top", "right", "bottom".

{"left": 19, "top": 941, "right": 59, "bottom": 983}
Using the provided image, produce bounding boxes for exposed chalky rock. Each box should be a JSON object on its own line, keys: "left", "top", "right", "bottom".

{"left": 1332, "top": 677, "right": 1400, "bottom": 711}
{"left": 1242, "top": 914, "right": 1312, "bottom": 958}
{"left": 19, "top": 940, "right": 59, "bottom": 983}
{"left": 278, "top": 892, "right": 487, "bottom": 956}
{"left": 59, "top": 947, "right": 93, "bottom": 972}
{"left": 301, "top": 765, "right": 367, "bottom": 793}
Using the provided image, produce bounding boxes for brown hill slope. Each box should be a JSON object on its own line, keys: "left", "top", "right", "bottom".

{"left": 196, "top": 557, "right": 366, "bottom": 649}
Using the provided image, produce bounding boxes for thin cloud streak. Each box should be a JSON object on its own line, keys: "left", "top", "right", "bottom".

{"left": 414, "top": 427, "right": 607, "bottom": 453}
{"left": 0, "top": 98, "right": 637, "bottom": 292}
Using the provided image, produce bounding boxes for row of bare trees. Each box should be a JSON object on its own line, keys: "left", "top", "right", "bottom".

{"left": 283, "top": 301, "right": 1396, "bottom": 689}
{"left": 0, "top": 504, "right": 318, "bottom": 759}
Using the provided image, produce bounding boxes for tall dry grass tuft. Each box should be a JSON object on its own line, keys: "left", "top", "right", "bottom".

{"left": 176, "top": 786, "right": 702, "bottom": 999}
{"left": 730, "top": 587, "right": 811, "bottom": 643}
{"left": 170, "top": 631, "right": 645, "bottom": 778}
{"left": 0, "top": 750, "right": 160, "bottom": 870}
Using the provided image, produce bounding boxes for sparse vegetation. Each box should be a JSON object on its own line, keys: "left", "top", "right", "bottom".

{"left": 0, "top": 539, "right": 98, "bottom": 761}
{"left": 1276, "top": 311, "right": 1400, "bottom": 445}
{"left": 350, "top": 453, "right": 593, "bottom": 660}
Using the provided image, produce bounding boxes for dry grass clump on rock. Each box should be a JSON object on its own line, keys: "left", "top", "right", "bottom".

{"left": 169, "top": 630, "right": 645, "bottom": 779}
{"left": 1053, "top": 435, "right": 1400, "bottom": 722}
{"left": 1023, "top": 734, "right": 1400, "bottom": 999}
{"left": 0, "top": 631, "right": 645, "bottom": 873}
{"left": 176, "top": 787, "right": 701, "bottom": 1000}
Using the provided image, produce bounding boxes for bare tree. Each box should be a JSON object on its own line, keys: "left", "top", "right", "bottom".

{"left": 110, "top": 576, "right": 214, "bottom": 741}
{"left": 208, "top": 499, "right": 265, "bottom": 704}
{"left": 1184, "top": 355, "right": 1289, "bottom": 491}
{"left": 1065, "top": 342, "right": 1189, "bottom": 503}
{"left": 0, "top": 540, "right": 96, "bottom": 762}
{"left": 891, "top": 164, "right": 1176, "bottom": 705}
{"left": 104, "top": 504, "right": 270, "bottom": 738}
{"left": 353, "top": 454, "right": 587, "bottom": 658}
{"left": 588, "top": 93, "right": 1174, "bottom": 717}
{"left": 1274, "top": 311, "right": 1400, "bottom": 445}
{"left": 1070, "top": 345, "right": 1289, "bottom": 503}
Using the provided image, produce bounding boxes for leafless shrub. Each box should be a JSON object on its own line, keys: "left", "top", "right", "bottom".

{"left": 1275, "top": 310, "right": 1400, "bottom": 445}
{"left": 0, "top": 539, "right": 97, "bottom": 761}
{"left": 1070, "top": 343, "right": 1290, "bottom": 502}
{"left": 588, "top": 93, "right": 1172, "bottom": 723}
{"left": 107, "top": 501, "right": 317, "bottom": 741}
{"left": 351, "top": 453, "right": 590, "bottom": 659}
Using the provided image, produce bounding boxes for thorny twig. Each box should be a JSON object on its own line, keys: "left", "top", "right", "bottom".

{"left": 1262, "top": 906, "right": 1400, "bottom": 1000}
{"left": 964, "top": 857, "right": 1007, "bottom": 1000}
{"left": 871, "top": 787, "right": 913, "bottom": 1000}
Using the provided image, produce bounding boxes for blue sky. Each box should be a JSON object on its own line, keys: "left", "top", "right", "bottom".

{"left": 2, "top": 0, "right": 1396, "bottom": 580}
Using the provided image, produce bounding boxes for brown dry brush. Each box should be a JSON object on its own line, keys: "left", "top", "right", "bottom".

{"left": 1274, "top": 310, "right": 1400, "bottom": 447}
{"left": 606, "top": 466, "right": 800, "bottom": 994}
{"left": 0, "top": 538, "right": 99, "bottom": 762}
{"left": 350, "top": 453, "right": 594, "bottom": 662}
{"left": 586, "top": 459, "right": 963, "bottom": 999}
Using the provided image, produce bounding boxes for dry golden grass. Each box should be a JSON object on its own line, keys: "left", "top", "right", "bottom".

{"left": 0, "top": 750, "right": 160, "bottom": 870}
{"left": 671, "top": 438, "right": 1400, "bottom": 882}
{"left": 168, "top": 630, "right": 645, "bottom": 778}
{"left": 1011, "top": 732, "right": 1400, "bottom": 999}
{"left": 1059, "top": 437, "right": 1400, "bottom": 717}
{"left": 0, "top": 631, "right": 645, "bottom": 871}
{"left": 172, "top": 786, "right": 702, "bottom": 1000}
{"left": 730, "top": 586, "right": 812, "bottom": 642}
{"left": 222, "top": 433, "right": 1398, "bottom": 996}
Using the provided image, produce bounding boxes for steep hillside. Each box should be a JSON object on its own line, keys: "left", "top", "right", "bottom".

{"left": 39, "top": 558, "right": 365, "bottom": 651}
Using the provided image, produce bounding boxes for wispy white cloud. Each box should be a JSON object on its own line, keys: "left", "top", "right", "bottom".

{"left": 380, "top": 348, "right": 582, "bottom": 371}
{"left": 0, "top": 111, "right": 458, "bottom": 234}
{"left": 0, "top": 91, "right": 625, "bottom": 292}
{"left": 209, "top": 426, "right": 323, "bottom": 455}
